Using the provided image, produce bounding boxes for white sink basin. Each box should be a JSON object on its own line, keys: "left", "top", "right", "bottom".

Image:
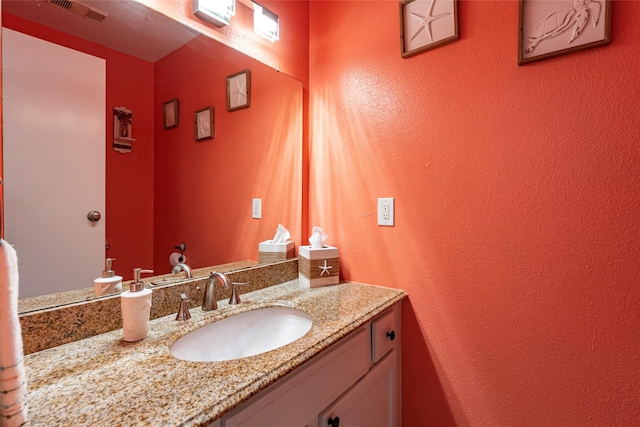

{"left": 171, "top": 307, "right": 313, "bottom": 362}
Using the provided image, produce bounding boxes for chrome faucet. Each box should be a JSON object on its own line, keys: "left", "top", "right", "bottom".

{"left": 202, "top": 271, "right": 231, "bottom": 311}
{"left": 172, "top": 262, "right": 192, "bottom": 279}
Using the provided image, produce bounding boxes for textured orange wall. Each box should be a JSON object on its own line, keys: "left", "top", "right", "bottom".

{"left": 153, "top": 35, "right": 302, "bottom": 272}
{"left": 309, "top": 1, "right": 640, "bottom": 425}
{"left": 2, "top": 14, "right": 155, "bottom": 281}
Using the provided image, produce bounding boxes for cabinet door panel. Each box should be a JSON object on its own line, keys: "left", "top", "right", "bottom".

{"left": 223, "top": 327, "right": 371, "bottom": 427}
{"left": 319, "top": 349, "right": 398, "bottom": 427}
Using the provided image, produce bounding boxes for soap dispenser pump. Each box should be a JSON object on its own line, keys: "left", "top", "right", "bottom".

{"left": 94, "top": 258, "right": 123, "bottom": 296}
{"left": 121, "top": 268, "right": 154, "bottom": 342}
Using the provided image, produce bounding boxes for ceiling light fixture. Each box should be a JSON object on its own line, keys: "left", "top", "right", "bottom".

{"left": 252, "top": 2, "right": 279, "bottom": 42}
{"left": 193, "top": 0, "right": 236, "bottom": 27}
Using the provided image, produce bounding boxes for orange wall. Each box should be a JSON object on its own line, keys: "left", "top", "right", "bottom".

{"left": 153, "top": 35, "right": 302, "bottom": 272}
{"left": 309, "top": 1, "right": 640, "bottom": 425}
{"left": 2, "top": 14, "right": 155, "bottom": 281}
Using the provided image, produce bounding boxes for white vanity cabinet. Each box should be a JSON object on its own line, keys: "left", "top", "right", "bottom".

{"left": 215, "top": 301, "right": 402, "bottom": 427}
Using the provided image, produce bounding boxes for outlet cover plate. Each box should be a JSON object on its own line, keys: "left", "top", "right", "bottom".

{"left": 378, "top": 198, "right": 394, "bottom": 226}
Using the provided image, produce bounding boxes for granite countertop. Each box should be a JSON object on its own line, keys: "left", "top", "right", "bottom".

{"left": 24, "top": 280, "right": 406, "bottom": 426}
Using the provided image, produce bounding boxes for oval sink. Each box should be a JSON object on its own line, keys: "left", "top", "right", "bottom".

{"left": 171, "top": 307, "right": 313, "bottom": 362}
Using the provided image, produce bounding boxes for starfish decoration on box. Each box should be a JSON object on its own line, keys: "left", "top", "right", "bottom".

{"left": 410, "top": 0, "right": 451, "bottom": 42}
{"left": 319, "top": 260, "right": 333, "bottom": 276}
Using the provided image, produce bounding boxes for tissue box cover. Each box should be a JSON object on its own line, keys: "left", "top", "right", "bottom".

{"left": 299, "top": 245, "right": 339, "bottom": 287}
{"left": 259, "top": 240, "right": 295, "bottom": 263}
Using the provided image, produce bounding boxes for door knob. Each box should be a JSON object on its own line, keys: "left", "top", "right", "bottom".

{"left": 87, "top": 211, "right": 101, "bottom": 222}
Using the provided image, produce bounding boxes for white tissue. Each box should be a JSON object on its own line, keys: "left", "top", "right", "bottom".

{"left": 308, "top": 226, "right": 328, "bottom": 248}
{"left": 169, "top": 252, "right": 186, "bottom": 267}
{"left": 271, "top": 224, "right": 291, "bottom": 243}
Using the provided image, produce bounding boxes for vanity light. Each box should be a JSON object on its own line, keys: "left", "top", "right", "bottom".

{"left": 194, "top": 0, "right": 236, "bottom": 27}
{"left": 252, "top": 2, "right": 279, "bottom": 42}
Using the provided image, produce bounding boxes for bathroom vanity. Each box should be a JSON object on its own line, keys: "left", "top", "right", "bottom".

{"left": 23, "top": 280, "right": 406, "bottom": 426}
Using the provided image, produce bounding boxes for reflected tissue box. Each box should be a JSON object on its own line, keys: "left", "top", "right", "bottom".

{"left": 259, "top": 240, "right": 295, "bottom": 263}
{"left": 299, "top": 245, "right": 339, "bottom": 287}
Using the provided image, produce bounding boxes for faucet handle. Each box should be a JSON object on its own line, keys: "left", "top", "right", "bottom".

{"left": 229, "top": 282, "right": 249, "bottom": 305}
{"left": 176, "top": 293, "right": 191, "bottom": 321}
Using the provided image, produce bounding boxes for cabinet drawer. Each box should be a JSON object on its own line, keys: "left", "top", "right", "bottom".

{"left": 371, "top": 306, "right": 400, "bottom": 363}
{"left": 223, "top": 326, "right": 372, "bottom": 427}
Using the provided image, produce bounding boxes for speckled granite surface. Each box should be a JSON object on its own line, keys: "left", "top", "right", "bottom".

{"left": 24, "top": 280, "right": 406, "bottom": 427}
{"left": 20, "top": 260, "right": 297, "bottom": 354}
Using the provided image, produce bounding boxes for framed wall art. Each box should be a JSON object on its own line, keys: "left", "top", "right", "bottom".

{"left": 163, "top": 98, "right": 179, "bottom": 129}
{"left": 518, "top": 0, "right": 611, "bottom": 65}
{"left": 227, "top": 69, "right": 251, "bottom": 111}
{"left": 194, "top": 106, "right": 214, "bottom": 141}
{"left": 400, "top": 0, "right": 458, "bottom": 58}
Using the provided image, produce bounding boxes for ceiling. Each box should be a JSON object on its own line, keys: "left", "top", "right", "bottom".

{"left": 2, "top": 0, "right": 200, "bottom": 62}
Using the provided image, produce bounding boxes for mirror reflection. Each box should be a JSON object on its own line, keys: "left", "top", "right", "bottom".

{"left": 2, "top": 0, "right": 302, "bottom": 310}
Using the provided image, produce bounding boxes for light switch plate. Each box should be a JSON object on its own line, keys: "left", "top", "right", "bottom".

{"left": 378, "top": 198, "right": 394, "bottom": 226}
{"left": 252, "top": 198, "right": 262, "bottom": 219}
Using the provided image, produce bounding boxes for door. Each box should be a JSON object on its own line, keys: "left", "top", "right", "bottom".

{"left": 3, "top": 28, "right": 106, "bottom": 298}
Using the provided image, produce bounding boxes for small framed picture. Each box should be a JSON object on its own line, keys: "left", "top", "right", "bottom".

{"left": 400, "top": 0, "right": 458, "bottom": 58}
{"left": 518, "top": 0, "right": 611, "bottom": 65}
{"left": 194, "top": 106, "right": 214, "bottom": 141}
{"left": 227, "top": 69, "right": 251, "bottom": 111}
{"left": 163, "top": 99, "right": 179, "bottom": 129}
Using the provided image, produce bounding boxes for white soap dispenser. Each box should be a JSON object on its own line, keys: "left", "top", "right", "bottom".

{"left": 121, "top": 268, "right": 154, "bottom": 342}
{"left": 94, "top": 258, "right": 123, "bottom": 296}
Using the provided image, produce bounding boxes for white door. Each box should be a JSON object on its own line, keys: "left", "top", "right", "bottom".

{"left": 3, "top": 28, "right": 106, "bottom": 299}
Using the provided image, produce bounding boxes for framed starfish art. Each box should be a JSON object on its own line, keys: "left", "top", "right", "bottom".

{"left": 518, "top": 0, "right": 611, "bottom": 65}
{"left": 227, "top": 69, "right": 251, "bottom": 111}
{"left": 400, "top": 0, "right": 458, "bottom": 58}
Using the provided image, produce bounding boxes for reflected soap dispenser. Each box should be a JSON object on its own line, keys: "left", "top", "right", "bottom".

{"left": 121, "top": 268, "right": 154, "bottom": 342}
{"left": 94, "top": 258, "right": 123, "bottom": 297}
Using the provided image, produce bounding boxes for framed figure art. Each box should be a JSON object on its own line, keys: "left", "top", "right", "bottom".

{"left": 227, "top": 69, "right": 251, "bottom": 111}
{"left": 163, "top": 98, "right": 179, "bottom": 129}
{"left": 518, "top": 0, "right": 611, "bottom": 65}
{"left": 194, "top": 107, "right": 214, "bottom": 141}
{"left": 400, "top": 0, "right": 458, "bottom": 58}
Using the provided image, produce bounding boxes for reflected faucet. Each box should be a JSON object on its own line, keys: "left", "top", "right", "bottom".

{"left": 172, "top": 262, "right": 192, "bottom": 279}
{"left": 202, "top": 271, "right": 231, "bottom": 311}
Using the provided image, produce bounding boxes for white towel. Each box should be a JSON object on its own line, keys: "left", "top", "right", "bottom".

{"left": 0, "top": 240, "right": 28, "bottom": 427}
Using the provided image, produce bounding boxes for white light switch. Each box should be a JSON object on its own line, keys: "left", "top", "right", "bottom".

{"left": 252, "top": 198, "right": 262, "bottom": 219}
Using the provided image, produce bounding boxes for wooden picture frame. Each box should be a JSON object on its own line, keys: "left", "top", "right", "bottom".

{"left": 227, "top": 69, "right": 251, "bottom": 111}
{"left": 163, "top": 99, "right": 179, "bottom": 129}
{"left": 400, "top": 0, "right": 458, "bottom": 58}
{"left": 518, "top": 0, "right": 611, "bottom": 65}
{"left": 194, "top": 106, "right": 214, "bottom": 141}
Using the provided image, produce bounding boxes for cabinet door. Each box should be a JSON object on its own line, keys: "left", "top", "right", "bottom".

{"left": 319, "top": 349, "right": 399, "bottom": 427}
{"left": 223, "top": 327, "right": 371, "bottom": 427}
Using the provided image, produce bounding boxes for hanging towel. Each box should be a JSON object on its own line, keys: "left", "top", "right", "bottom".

{"left": 0, "top": 240, "right": 28, "bottom": 427}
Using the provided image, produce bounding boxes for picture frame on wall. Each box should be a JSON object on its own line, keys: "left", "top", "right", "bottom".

{"left": 518, "top": 0, "right": 611, "bottom": 65}
{"left": 400, "top": 0, "right": 458, "bottom": 58}
{"left": 194, "top": 106, "right": 214, "bottom": 141}
{"left": 227, "top": 69, "right": 251, "bottom": 111}
{"left": 163, "top": 98, "right": 179, "bottom": 129}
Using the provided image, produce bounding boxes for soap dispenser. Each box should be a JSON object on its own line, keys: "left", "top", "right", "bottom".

{"left": 121, "top": 268, "right": 154, "bottom": 342}
{"left": 94, "top": 258, "right": 123, "bottom": 296}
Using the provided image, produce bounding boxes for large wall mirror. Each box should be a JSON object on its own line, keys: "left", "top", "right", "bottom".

{"left": 2, "top": 0, "right": 302, "bottom": 312}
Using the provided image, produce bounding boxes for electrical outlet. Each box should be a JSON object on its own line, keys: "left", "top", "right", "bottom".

{"left": 252, "top": 198, "right": 262, "bottom": 219}
{"left": 378, "top": 198, "right": 394, "bottom": 226}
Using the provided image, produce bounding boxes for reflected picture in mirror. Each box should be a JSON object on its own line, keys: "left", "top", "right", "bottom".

{"left": 1, "top": 0, "right": 303, "bottom": 312}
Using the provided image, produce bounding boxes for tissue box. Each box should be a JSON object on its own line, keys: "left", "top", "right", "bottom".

{"left": 259, "top": 240, "right": 295, "bottom": 263}
{"left": 299, "top": 245, "right": 339, "bottom": 287}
